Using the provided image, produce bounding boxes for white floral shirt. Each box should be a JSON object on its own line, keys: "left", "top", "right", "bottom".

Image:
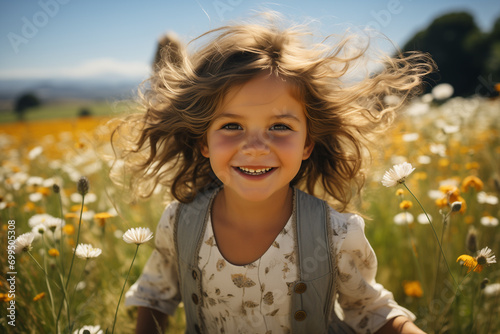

{"left": 125, "top": 201, "right": 415, "bottom": 333}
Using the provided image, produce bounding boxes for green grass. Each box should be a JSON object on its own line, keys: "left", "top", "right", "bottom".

{"left": 0, "top": 100, "right": 134, "bottom": 123}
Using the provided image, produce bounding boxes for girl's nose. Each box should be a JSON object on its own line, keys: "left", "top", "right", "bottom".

{"left": 241, "top": 132, "right": 270, "bottom": 156}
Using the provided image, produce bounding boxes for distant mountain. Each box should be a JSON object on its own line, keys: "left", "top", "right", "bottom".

{"left": 0, "top": 77, "right": 144, "bottom": 103}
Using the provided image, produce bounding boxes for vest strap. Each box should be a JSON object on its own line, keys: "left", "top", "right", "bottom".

{"left": 174, "top": 186, "right": 353, "bottom": 333}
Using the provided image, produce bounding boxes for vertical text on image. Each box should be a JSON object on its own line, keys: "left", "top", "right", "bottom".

{"left": 6, "top": 220, "right": 17, "bottom": 326}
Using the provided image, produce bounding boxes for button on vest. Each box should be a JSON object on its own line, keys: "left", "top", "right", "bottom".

{"left": 191, "top": 293, "right": 199, "bottom": 305}
{"left": 294, "top": 282, "right": 307, "bottom": 294}
{"left": 294, "top": 310, "right": 307, "bottom": 321}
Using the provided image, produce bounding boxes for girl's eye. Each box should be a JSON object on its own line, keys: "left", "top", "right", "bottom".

{"left": 270, "top": 124, "right": 291, "bottom": 131}
{"left": 221, "top": 123, "right": 242, "bottom": 130}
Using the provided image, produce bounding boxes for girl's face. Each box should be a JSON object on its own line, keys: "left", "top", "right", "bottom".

{"left": 201, "top": 74, "right": 314, "bottom": 203}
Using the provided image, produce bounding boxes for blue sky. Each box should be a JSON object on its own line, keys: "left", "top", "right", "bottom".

{"left": 0, "top": 0, "right": 499, "bottom": 81}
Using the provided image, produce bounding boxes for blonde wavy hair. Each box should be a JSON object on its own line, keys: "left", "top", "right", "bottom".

{"left": 111, "top": 13, "right": 433, "bottom": 211}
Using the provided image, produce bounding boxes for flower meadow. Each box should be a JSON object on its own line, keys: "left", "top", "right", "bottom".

{"left": 1, "top": 89, "right": 499, "bottom": 333}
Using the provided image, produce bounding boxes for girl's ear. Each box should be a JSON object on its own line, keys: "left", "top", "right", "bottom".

{"left": 201, "top": 143, "right": 209, "bottom": 158}
{"left": 302, "top": 140, "right": 314, "bottom": 160}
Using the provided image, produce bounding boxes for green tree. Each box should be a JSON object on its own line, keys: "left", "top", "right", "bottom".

{"left": 480, "top": 17, "right": 500, "bottom": 96}
{"left": 403, "top": 12, "right": 499, "bottom": 96}
{"left": 14, "top": 92, "right": 41, "bottom": 120}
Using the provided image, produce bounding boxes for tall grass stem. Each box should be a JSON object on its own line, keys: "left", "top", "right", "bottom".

{"left": 403, "top": 183, "right": 457, "bottom": 287}
{"left": 111, "top": 244, "right": 140, "bottom": 334}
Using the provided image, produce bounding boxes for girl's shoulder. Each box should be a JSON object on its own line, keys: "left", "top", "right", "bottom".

{"left": 157, "top": 200, "right": 180, "bottom": 229}
{"left": 326, "top": 205, "right": 366, "bottom": 238}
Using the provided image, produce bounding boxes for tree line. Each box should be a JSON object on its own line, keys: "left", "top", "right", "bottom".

{"left": 402, "top": 11, "right": 500, "bottom": 97}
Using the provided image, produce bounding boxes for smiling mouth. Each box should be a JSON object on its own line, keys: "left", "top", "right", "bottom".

{"left": 236, "top": 167, "right": 275, "bottom": 176}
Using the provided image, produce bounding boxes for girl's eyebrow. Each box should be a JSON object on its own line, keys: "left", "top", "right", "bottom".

{"left": 215, "top": 113, "right": 244, "bottom": 120}
{"left": 271, "top": 114, "right": 300, "bottom": 122}
{"left": 216, "top": 112, "right": 300, "bottom": 122}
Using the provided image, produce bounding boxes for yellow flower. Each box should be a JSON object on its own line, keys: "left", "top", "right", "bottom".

{"left": 457, "top": 247, "right": 496, "bottom": 273}
{"left": 438, "top": 158, "right": 450, "bottom": 168}
{"left": 64, "top": 212, "right": 79, "bottom": 219}
{"left": 435, "top": 197, "right": 448, "bottom": 208}
{"left": 33, "top": 292, "right": 45, "bottom": 302}
{"left": 1, "top": 293, "right": 14, "bottom": 302}
{"left": 465, "top": 162, "right": 480, "bottom": 170}
{"left": 399, "top": 200, "right": 413, "bottom": 210}
{"left": 462, "top": 175, "right": 484, "bottom": 192}
{"left": 457, "top": 254, "right": 479, "bottom": 273}
{"left": 396, "top": 189, "right": 405, "bottom": 196}
{"left": 70, "top": 205, "right": 88, "bottom": 213}
{"left": 455, "top": 196, "right": 467, "bottom": 213}
{"left": 94, "top": 212, "right": 114, "bottom": 227}
{"left": 48, "top": 248, "right": 60, "bottom": 257}
{"left": 62, "top": 224, "right": 75, "bottom": 235}
{"left": 24, "top": 202, "right": 36, "bottom": 212}
{"left": 36, "top": 187, "right": 51, "bottom": 196}
{"left": 465, "top": 215, "right": 475, "bottom": 224}
{"left": 403, "top": 281, "right": 423, "bottom": 298}
{"left": 439, "top": 185, "right": 460, "bottom": 198}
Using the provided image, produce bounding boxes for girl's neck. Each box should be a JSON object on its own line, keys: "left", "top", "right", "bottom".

{"left": 213, "top": 186, "right": 293, "bottom": 232}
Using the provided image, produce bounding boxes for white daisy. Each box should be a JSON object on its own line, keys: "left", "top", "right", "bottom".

{"left": 8, "top": 172, "right": 29, "bottom": 191}
{"left": 42, "top": 178, "right": 56, "bottom": 188}
{"left": 74, "top": 244, "right": 102, "bottom": 259}
{"left": 406, "top": 101, "right": 430, "bottom": 116}
{"left": 402, "top": 133, "right": 419, "bottom": 142}
{"left": 28, "top": 213, "right": 56, "bottom": 228}
{"left": 394, "top": 212, "right": 414, "bottom": 225}
{"left": 28, "top": 146, "right": 43, "bottom": 160}
{"left": 477, "top": 192, "right": 499, "bottom": 205}
{"left": 26, "top": 176, "right": 45, "bottom": 187}
{"left": 15, "top": 232, "right": 35, "bottom": 253}
{"left": 421, "top": 93, "right": 433, "bottom": 103}
{"left": 432, "top": 83, "right": 454, "bottom": 100}
{"left": 476, "top": 247, "right": 496, "bottom": 266}
{"left": 417, "top": 155, "right": 431, "bottom": 165}
{"left": 122, "top": 227, "right": 154, "bottom": 245}
{"left": 428, "top": 190, "right": 443, "bottom": 200}
{"left": 45, "top": 217, "right": 64, "bottom": 231}
{"left": 29, "top": 192, "right": 43, "bottom": 203}
{"left": 73, "top": 325, "right": 103, "bottom": 334}
{"left": 383, "top": 95, "right": 401, "bottom": 106}
{"left": 480, "top": 216, "right": 499, "bottom": 227}
{"left": 483, "top": 283, "right": 500, "bottom": 297}
{"left": 430, "top": 143, "right": 447, "bottom": 157}
{"left": 70, "top": 192, "right": 97, "bottom": 203}
{"left": 381, "top": 162, "right": 416, "bottom": 187}
{"left": 31, "top": 223, "right": 47, "bottom": 238}
{"left": 417, "top": 213, "right": 431, "bottom": 224}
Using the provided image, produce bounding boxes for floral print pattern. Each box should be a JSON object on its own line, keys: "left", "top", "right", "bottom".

{"left": 197, "top": 213, "right": 297, "bottom": 333}
{"left": 126, "top": 201, "right": 415, "bottom": 333}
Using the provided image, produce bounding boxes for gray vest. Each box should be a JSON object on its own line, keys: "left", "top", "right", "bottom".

{"left": 174, "top": 185, "right": 354, "bottom": 333}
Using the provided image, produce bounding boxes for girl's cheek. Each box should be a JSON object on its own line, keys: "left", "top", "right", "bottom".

{"left": 271, "top": 134, "right": 306, "bottom": 151}
{"left": 211, "top": 134, "right": 242, "bottom": 150}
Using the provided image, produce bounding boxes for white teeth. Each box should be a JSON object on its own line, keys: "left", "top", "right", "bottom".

{"left": 238, "top": 167, "right": 273, "bottom": 175}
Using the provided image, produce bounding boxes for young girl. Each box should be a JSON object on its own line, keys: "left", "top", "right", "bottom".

{"left": 115, "top": 12, "right": 431, "bottom": 334}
